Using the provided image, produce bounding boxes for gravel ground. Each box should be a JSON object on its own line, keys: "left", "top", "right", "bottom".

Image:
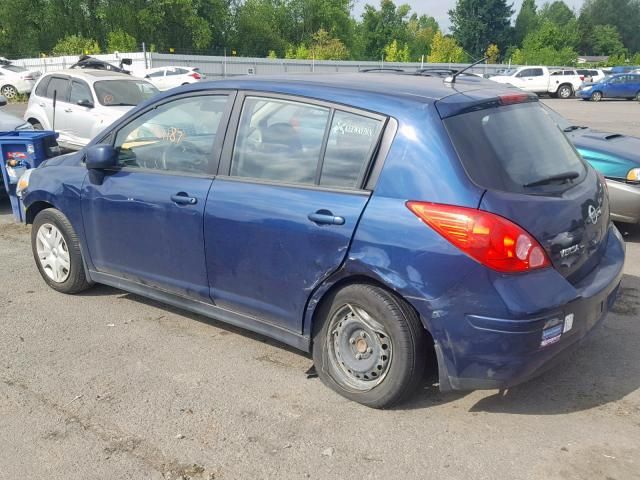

{"left": 1, "top": 98, "right": 639, "bottom": 480}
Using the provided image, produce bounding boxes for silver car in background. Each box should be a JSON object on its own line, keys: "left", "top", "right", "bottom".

{"left": 23, "top": 70, "right": 159, "bottom": 150}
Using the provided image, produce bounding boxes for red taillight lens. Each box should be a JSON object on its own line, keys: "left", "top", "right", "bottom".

{"left": 579, "top": 75, "right": 584, "bottom": 81}
{"left": 406, "top": 202, "right": 551, "bottom": 273}
{"left": 22, "top": 75, "right": 34, "bottom": 80}
{"left": 189, "top": 72, "right": 201, "bottom": 80}
{"left": 498, "top": 93, "right": 533, "bottom": 105}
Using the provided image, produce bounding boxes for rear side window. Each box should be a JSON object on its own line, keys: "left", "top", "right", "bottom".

{"left": 45, "top": 77, "right": 69, "bottom": 101}
{"left": 444, "top": 103, "right": 585, "bottom": 194}
{"left": 320, "top": 111, "right": 382, "bottom": 188}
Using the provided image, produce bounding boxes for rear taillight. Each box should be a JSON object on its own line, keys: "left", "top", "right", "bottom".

{"left": 22, "top": 75, "right": 34, "bottom": 80}
{"left": 498, "top": 93, "right": 534, "bottom": 105}
{"left": 406, "top": 202, "right": 551, "bottom": 273}
{"left": 579, "top": 75, "right": 584, "bottom": 81}
{"left": 189, "top": 72, "right": 201, "bottom": 80}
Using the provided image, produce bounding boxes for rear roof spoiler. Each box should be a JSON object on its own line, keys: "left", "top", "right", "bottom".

{"left": 436, "top": 90, "right": 538, "bottom": 119}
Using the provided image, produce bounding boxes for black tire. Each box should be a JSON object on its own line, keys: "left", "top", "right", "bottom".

{"left": 30, "top": 121, "right": 43, "bottom": 130}
{"left": 312, "top": 284, "right": 427, "bottom": 408}
{"left": 31, "top": 208, "right": 93, "bottom": 294}
{"left": 635, "top": 91, "right": 640, "bottom": 101}
{"left": 591, "top": 91, "right": 603, "bottom": 102}
{"left": 557, "top": 84, "right": 573, "bottom": 99}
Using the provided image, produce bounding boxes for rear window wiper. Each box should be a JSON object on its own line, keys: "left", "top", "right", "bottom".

{"left": 563, "top": 126, "right": 588, "bottom": 132}
{"left": 524, "top": 171, "right": 580, "bottom": 188}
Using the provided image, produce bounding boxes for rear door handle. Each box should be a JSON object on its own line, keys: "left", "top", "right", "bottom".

{"left": 38, "top": 102, "right": 45, "bottom": 107}
{"left": 308, "top": 210, "right": 345, "bottom": 225}
{"left": 64, "top": 108, "right": 73, "bottom": 113}
{"left": 171, "top": 193, "right": 197, "bottom": 205}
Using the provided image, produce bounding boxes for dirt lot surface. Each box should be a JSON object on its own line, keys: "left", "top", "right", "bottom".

{"left": 1, "top": 98, "right": 639, "bottom": 480}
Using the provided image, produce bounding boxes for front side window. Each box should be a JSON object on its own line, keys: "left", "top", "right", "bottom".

{"left": 94, "top": 80, "right": 159, "bottom": 106}
{"left": 113, "top": 95, "right": 228, "bottom": 174}
{"left": 231, "top": 97, "right": 330, "bottom": 185}
{"left": 69, "top": 80, "right": 93, "bottom": 105}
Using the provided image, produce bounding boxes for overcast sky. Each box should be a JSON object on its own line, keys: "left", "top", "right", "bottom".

{"left": 352, "top": 0, "right": 585, "bottom": 32}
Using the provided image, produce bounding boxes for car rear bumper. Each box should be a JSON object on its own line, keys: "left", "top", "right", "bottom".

{"left": 435, "top": 225, "right": 625, "bottom": 392}
{"left": 607, "top": 179, "right": 640, "bottom": 223}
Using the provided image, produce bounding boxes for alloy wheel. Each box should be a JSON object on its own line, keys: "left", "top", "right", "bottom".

{"left": 1, "top": 85, "right": 18, "bottom": 100}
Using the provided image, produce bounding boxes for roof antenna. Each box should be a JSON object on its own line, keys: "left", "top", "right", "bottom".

{"left": 446, "top": 56, "right": 488, "bottom": 84}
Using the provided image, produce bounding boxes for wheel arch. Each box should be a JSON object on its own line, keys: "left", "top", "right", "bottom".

{"left": 25, "top": 200, "right": 56, "bottom": 224}
{"left": 306, "top": 273, "right": 435, "bottom": 349}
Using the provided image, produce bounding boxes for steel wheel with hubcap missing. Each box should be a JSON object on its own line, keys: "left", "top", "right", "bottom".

{"left": 1, "top": 85, "right": 18, "bottom": 100}
{"left": 313, "top": 284, "right": 427, "bottom": 408}
{"left": 326, "top": 303, "right": 393, "bottom": 391}
{"left": 36, "top": 223, "right": 71, "bottom": 283}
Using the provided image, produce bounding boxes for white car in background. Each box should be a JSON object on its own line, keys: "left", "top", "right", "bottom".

{"left": 576, "top": 68, "right": 606, "bottom": 83}
{"left": 490, "top": 66, "right": 583, "bottom": 98}
{"left": 143, "top": 66, "right": 205, "bottom": 90}
{"left": 24, "top": 69, "right": 159, "bottom": 150}
{"left": 0, "top": 58, "right": 41, "bottom": 99}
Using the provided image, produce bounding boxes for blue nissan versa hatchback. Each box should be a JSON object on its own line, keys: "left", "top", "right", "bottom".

{"left": 19, "top": 74, "right": 625, "bottom": 408}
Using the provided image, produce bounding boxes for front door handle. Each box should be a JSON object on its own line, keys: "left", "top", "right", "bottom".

{"left": 171, "top": 193, "right": 197, "bottom": 205}
{"left": 64, "top": 108, "right": 73, "bottom": 113}
{"left": 38, "top": 102, "right": 46, "bottom": 108}
{"left": 308, "top": 209, "right": 345, "bottom": 225}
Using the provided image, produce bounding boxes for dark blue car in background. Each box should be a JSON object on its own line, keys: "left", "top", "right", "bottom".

{"left": 18, "top": 74, "right": 625, "bottom": 408}
{"left": 577, "top": 73, "right": 640, "bottom": 101}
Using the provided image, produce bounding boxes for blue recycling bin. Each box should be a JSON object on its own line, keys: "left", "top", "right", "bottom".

{"left": 0, "top": 130, "right": 60, "bottom": 222}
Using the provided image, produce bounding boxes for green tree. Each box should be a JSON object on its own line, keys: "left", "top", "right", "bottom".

{"left": 511, "top": 20, "right": 578, "bottom": 65}
{"left": 539, "top": 1, "right": 576, "bottom": 26}
{"left": 449, "top": 0, "right": 514, "bottom": 59}
{"left": 384, "top": 39, "right": 410, "bottom": 62}
{"left": 427, "top": 31, "right": 466, "bottom": 63}
{"left": 267, "top": 50, "right": 278, "bottom": 59}
{"left": 358, "top": 0, "right": 411, "bottom": 60}
{"left": 579, "top": 0, "right": 640, "bottom": 53}
{"left": 107, "top": 29, "right": 137, "bottom": 53}
{"left": 52, "top": 35, "right": 101, "bottom": 56}
{"left": 590, "top": 24, "right": 626, "bottom": 56}
{"left": 514, "top": 0, "right": 538, "bottom": 46}
{"left": 407, "top": 14, "right": 439, "bottom": 59}
{"left": 485, "top": 43, "right": 499, "bottom": 64}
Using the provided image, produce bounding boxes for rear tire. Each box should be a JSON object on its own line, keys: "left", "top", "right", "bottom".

{"left": 30, "top": 121, "right": 43, "bottom": 130}
{"left": 635, "top": 91, "right": 640, "bottom": 101}
{"left": 591, "top": 91, "right": 603, "bottom": 102}
{"left": 31, "top": 208, "right": 93, "bottom": 294}
{"left": 312, "top": 284, "right": 427, "bottom": 408}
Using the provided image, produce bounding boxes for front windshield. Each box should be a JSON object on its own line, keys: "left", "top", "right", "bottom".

{"left": 93, "top": 80, "right": 159, "bottom": 107}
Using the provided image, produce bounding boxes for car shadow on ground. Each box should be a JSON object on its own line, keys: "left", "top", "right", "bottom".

{"left": 404, "top": 273, "right": 640, "bottom": 415}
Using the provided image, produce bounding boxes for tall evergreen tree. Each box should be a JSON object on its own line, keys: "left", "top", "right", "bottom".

{"left": 514, "top": 0, "right": 538, "bottom": 47}
{"left": 448, "top": 0, "right": 514, "bottom": 60}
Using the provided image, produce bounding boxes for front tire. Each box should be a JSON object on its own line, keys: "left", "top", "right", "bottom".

{"left": 312, "top": 284, "right": 427, "bottom": 408}
{"left": 31, "top": 208, "right": 93, "bottom": 294}
{"left": 591, "top": 91, "right": 603, "bottom": 102}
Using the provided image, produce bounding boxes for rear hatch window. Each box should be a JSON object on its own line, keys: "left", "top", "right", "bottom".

{"left": 439, "top": 98, "right": 609, "bottom": 283}
{"left": 443, "top": 102, "right": 586, "bottom": 194}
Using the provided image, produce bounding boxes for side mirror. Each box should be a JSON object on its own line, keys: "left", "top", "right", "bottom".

{"left": 122, "top": 58, "right": 133, "bottom": 66}
{"left": 86, "top": 144, "right": 117, "bottom": 169}
{"left": 0, "top": 95, "right": 6, "bottom": 107}
{"left": 77, "top": 98, "right": 94, "bottom": 108}
{"left": 86, "top": 144, "right": 117, "bottom": 185}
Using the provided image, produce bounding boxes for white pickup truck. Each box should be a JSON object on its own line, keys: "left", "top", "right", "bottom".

{"left": 490, "top": 66, "right": 583, "bottom": 99}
